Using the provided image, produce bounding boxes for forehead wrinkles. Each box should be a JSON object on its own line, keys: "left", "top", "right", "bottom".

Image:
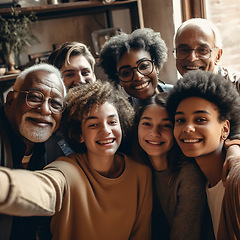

{"left": 27, "top": 72, "right": 63, "bottom": 96}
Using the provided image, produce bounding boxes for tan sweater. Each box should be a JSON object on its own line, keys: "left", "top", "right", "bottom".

{"left": 0, "top": 152, "right": 152, "bottom": 240}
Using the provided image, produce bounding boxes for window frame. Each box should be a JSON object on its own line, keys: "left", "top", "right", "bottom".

{"left": 181, "top": 0, "right": 206, "bottom": 21}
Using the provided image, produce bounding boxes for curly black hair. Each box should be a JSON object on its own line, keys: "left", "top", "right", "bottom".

{"left": 99, "top": 28, "right": 167, "bottom": 84}
{"left": 61, "top": 80, "right": 135, "bottom": 153}
{"left": 166, "top": 70, "right": 240, "bottom": 140}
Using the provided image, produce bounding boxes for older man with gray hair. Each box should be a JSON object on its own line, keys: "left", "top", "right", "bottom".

{"left": 174, "top": 18, "right": 240, "bottom": 92}
{"left": 0, "top": 63, "right": 66, "bottom": 240}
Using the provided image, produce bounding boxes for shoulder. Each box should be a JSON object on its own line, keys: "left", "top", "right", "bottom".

{"left": 178, "top": 161, "right": 206, "bottom": 184}
{"left": 219, "top": 65, "right": 240, "bottom": 83}
{"left": 122, "top": 153, "right": 152, "bottom": 175}
{"left": 45, "top": 154, "right": 83, "bottom": 174}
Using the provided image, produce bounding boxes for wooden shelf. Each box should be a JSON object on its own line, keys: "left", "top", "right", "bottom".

{"left": 0, "top": 0, "right": 144, "bottom": 103}
{"left": 0, "top": 0, "right": 144, "bottom": 30}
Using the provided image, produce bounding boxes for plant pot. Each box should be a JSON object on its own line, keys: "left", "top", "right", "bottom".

{"left": 5, "top": 51, "right": 20, "bottom": 75}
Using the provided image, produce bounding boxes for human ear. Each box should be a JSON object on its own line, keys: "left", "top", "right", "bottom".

{"left": 215, "top": 48, "right": 223, "bottom": 65}
{"left": 79, "top": 135, "right": 84, "bottom": 143}
{"left": 5, "top": 91, "right": 15, "bottom": 106}
{"left": 221, "top": 120, "right": 230, "bottom": 140}
{"left": 155, "top": 65, "right": 159, "bottom": 76}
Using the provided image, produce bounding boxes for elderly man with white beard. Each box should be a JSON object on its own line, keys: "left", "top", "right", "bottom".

{"left": 0, "top": 63, "right": 66, "bottom": 240}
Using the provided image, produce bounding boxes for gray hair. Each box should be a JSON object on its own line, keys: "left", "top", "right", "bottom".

{"left": 13, "top": 63, "right": 67, "bottom": 97}
{"left": 174, "top": 18, "right": 222, "bottom": 48}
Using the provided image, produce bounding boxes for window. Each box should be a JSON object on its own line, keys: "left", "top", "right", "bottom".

{"left": 206, "top": 0, "right": 240, "bottom": 71}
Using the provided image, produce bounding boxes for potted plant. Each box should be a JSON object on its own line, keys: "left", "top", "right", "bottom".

{"left": 0, "top": 7, "right": 38, "bottom": 74}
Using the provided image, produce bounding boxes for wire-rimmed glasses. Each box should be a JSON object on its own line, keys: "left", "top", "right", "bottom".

{"left": 173, "top": 46, "right": 217, "bottom": 60}
{"left": 13, "top": 90, "right": 66, "bottom": 114}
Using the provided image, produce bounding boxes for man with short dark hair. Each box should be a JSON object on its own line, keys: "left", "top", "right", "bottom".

{"left": 0, "top": 63, "right": 66, "bottom": 240}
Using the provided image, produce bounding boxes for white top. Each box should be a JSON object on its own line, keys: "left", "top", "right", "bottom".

{"left": 206, "top": 180, "right": 225, "bottom": 238}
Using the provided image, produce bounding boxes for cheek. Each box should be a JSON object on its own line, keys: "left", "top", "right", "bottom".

{"left": 173, "top": 126, "right": 180, "bottom": 139}
{"left": 53, "top": 114, "right": 62, "bottom": 129}
{"left": 63, "top": 79, "right": 72, "bottom": 88}
{"left": 137, "top": 128, "right": 144, "bottom": 142}
{"left": 150, "top": 71, "right": 158, "bottom": 86}
{"left": 166, "top": 131, "right": 174, "bottom": 142}
{"left": 116, "top": 127, "right": 122, "bottom": 141}
{"left": 120, "top": 82, "right": 129, "bottom": 91}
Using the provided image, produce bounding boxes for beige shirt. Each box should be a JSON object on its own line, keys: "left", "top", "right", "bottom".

{"left": 0, "top": 152, "right": 152, "bottom": 240}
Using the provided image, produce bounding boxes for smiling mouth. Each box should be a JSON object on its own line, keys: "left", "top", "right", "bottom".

{"left": 181, "top": 139, "right": 202, "bottom": 143}
{"left": 184, "top": 66, "right": 205, "bottom": 71}
{"left": 26, "top": 117, "right": 53, "bottom": 127}
{"left": 134, "top": 81, "right": 150, "bottom": 90}
{"left": 97, "top": 139, "right": 115, "bottom": 145}
{"left": 146, "top": 140, "right": 164, "bottom": 145}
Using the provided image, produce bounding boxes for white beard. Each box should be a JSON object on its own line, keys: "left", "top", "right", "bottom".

{"left": 19, "top": 112, "right": 56, "bottom": 143}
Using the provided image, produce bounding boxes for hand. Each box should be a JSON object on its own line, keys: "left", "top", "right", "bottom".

{"left": 222, "top": 141, "right": 240, "bottom": 186}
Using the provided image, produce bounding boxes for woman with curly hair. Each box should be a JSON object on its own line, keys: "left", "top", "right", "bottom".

{"left": 0, "top": 80, "right": 152, "bottom": 240}
{"left": 99, "top": 28, "right": 173, "bottom": 107}
{"left": 166, "top": 70, "right": 240, "bottom": 240}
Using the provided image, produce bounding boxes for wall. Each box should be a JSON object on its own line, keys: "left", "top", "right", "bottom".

{"left": 141, "top": 0, "right": 178, "bottom": 84}
{"left": 18, "top": 0, "right": 178, "bottom": 84}
{"left": 19, "top": 13, "right": 107, "bottom": 65}
{"left": 206, "top": 0, "right": 240, "bottom": 71}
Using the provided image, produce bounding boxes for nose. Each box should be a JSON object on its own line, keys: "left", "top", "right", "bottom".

{"left": 133, "top": 68, "right": 143, "bottom": 81}
{"left": 149, "top": 126, "right": 161, "bottom": 136}
{"left": 100, "top": 123, "right": 111, "bottom": 135}
{"left": 74, "top": 72, "right": 86, "bottom": 84}
{"left": 37, "top": 99, "right": 52, "bottom": 116}
{"left": 182, "top": 123, "right": 195, "bottom": 133}
{"left": 187, "top": 49, "right": 198, "bottom": 62}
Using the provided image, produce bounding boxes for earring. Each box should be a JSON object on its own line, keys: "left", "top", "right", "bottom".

{"left": 221, "top": 133, "right": 227, "bottom": 140}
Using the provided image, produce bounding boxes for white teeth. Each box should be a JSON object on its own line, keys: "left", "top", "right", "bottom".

{"left": 183, "top": 139, "right": 199, "bottom": 143}
{"left": 98, "top": 139, "right": 114, "bottom": 144}
{"left": 134, "top": 82, "right": 149, "bottom": 90}
{"left": 147, "top": 140, "right": 161, "bottom": 145}
{"left": 148, "top": 140, "right": 161, "bottom": 145}
{"left": 185, "top": 66, "right": 200, "bottom": 70}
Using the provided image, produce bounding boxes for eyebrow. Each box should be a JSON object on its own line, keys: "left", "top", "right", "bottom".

{"left": 175, "top": 110, "right": 211, "bottom": 115}
{"left": 85, "top": 114, "right": 118, "bottom": 122}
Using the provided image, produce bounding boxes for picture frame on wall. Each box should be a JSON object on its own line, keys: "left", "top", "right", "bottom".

{"left": 92, "top": 28, "right": 121, "bottom": 56}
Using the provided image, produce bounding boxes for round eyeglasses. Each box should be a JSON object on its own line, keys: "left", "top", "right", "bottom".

{"left": 117, "top": 59, "right": 154, "bottom": 83}
{"left": 173, "top": 46, "right": 217, "bottom": 60}
{"left": 13, "top": 90, "right": 66, "bottom": 114}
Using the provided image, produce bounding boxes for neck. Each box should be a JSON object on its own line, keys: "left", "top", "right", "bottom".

{"left": 88, "top": 153, "right": 124, "bottom": 178}
{"left": 195, "top": 146, "right": 225, "bottom": 187}
{"left": 149, "top": 154, "right": 168, "bottom": 171}
{"left": 23, "top": 139, "right": 34, "bottom": 156}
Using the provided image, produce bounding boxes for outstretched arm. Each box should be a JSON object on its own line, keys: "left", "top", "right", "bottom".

{"left": 0, "top": 165, "right": 66, "bottom": 216}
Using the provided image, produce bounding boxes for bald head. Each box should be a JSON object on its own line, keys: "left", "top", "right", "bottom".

{"left": 174, "top": 18, "right": 223, "bottom": 76}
